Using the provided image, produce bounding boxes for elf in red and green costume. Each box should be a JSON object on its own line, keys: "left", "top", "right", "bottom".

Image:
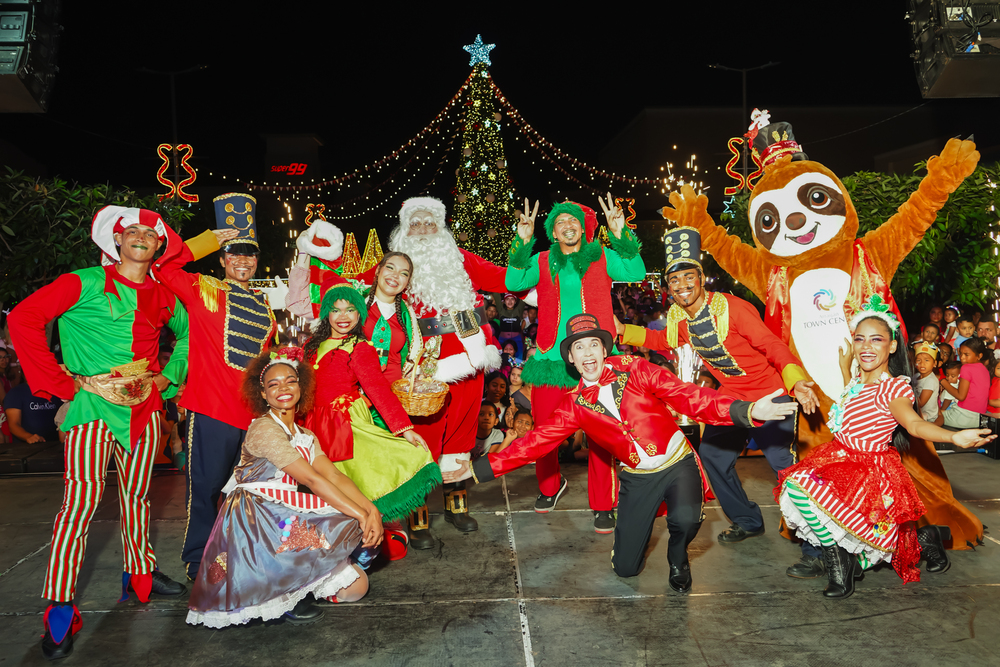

{"left": 9, "top": 206, "right": 189, "bottom": 660}
{"left": 506, "top": 195, "right": 645, "bottom": 533}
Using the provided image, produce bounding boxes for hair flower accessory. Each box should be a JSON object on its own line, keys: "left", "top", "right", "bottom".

{"left": 259, "top": 346, "right": 305, "bottom": 385}
{"left": 849, "top": 294, "right": 900, "bottom": 333}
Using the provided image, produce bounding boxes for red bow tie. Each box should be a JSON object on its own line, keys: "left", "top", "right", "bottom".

{"left": 580, "top": 366, "right": 618, "bottom": 404}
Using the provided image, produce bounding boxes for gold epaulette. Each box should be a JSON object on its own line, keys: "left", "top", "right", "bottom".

{"left": 665, "top": 305, "right": 685, "bottom": 348}
{"left": 198, "top": 275, "right": 230, "bottom": 313}
{"left": 708, "top": 292, "right": 730, "bottom": 343}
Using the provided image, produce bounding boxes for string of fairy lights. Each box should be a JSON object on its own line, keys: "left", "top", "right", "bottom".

{"left": 200, "top": 62, "right": 701, "bottom": 219}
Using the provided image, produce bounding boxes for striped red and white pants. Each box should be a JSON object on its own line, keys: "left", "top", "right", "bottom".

{"left": 42, "top": 415, "right": 161, "bottom": 602}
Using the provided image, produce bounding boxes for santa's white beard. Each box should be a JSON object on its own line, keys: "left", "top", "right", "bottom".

{"left": 389, "top": 225, "right": 477, "bottom": 316}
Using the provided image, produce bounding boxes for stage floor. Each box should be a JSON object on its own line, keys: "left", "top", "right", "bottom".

{"left": 1, "top": 452, "right": 997, "bottom": 666}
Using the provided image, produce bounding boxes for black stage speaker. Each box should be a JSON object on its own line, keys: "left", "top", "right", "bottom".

{"left": 908, "top": 1, "right": 1000, "bottom": 98}
{"left": 978, "top": 414, "right": 1000, "bottom": 459}
{"left": 0, "top": 0, "right": 61, "bottom": 112}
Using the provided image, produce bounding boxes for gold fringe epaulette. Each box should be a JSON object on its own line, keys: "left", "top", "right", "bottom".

{"left": 665, "top": 305, "right": 685, "bottom": 348}
{"left": 198, "top": 275, "right": 230, "bottom": 313}
{"left": 709, "top": 292, "right": 730, "bottom": 343}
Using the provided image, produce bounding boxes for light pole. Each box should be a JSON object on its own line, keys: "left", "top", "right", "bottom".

{"left": 137, "top": 65, "right": 207, "bottom": 201}
{"left": 708, "top": 62, "right": 779, "bottom": 179}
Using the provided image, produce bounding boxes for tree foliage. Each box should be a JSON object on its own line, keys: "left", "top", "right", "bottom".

{"left": 0, "top": 168, "right": 195, "bottom": 306}
{"left": 718, "top": 162, "right": 1000, "bottom": 322}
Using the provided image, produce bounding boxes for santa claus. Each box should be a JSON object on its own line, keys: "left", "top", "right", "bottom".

{"left": 389, "top": 196, "right": 511, "bottom": 544}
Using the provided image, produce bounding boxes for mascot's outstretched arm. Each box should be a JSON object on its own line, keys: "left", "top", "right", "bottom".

{"left": 662, "top": 184, "right": 769, "bottom": 300}
{"left": 864, "top": 138, "right": 979, "bottom": 283}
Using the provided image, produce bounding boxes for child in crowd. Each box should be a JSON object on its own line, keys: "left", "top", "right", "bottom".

{"left": 474, "top": 403, "right": 506, "bottom": 458}
{"left": 939, "top": 361, "right": 962, "bottom": 419}
{"left": 937, "top": 343, "right": 953, "bottom": 375}
{"left": 988, "top": 359, "right": 1000, "bottom": 417}
{"left": 941, "top": 307, "right": 959, "bottom": 344}
{"left": 915, "top": 323, "right": 940, "bottom": 346}
{"left": 490, "top": 409, "right": 536, "bottom": 457}
{"left": 952, "top": 317, "right": 975, "bottom": 350}
{"left": 187, "top": 348, "right": 378, "bottom": 628}
{"left": 911, "top": 342, "right": 940, "bottom": 422}
{"left": 483, "top": 371, "right": 513, "bottom": 429}
{"left": 940, "top": 338, "right": 992, "bottom": 428}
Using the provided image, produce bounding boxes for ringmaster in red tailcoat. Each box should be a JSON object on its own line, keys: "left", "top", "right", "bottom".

{"left": 445, "top": 314, "right": 796, "bottom": 593}
{"left": 153, "top": 193, "right": 277, "bottom": 580}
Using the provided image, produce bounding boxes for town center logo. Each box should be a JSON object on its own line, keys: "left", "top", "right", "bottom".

{"left": 813, "top": 289, "right": 836, "bottom": 311}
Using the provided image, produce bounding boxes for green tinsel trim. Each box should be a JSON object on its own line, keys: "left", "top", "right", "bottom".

{"left": 508, "top": 235, "right": 536, "bottom": 270}
{"left": 320, "top": 285, "right": 368, "bottom": 324}
{"left": 548, "top": 238, "right": 602, "bottom": 277}
{"left": 522, "top": 355, "right": 578, "bottom": 388}
{"left": 372, "top": 462, "right": 443, "bottom": 522}
{"left": 609, "top": 228, "right": 642, "bottom": 260}
{"left": 544, "top": 202, "right": 586, "bottom": 242}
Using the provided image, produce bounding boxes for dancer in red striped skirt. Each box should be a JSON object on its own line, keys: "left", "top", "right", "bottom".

{"left": 776, "top": 296, "right": 994, "bottom": 599}
{"left": 8, "top": 206, "right": 190, "bottom": 660}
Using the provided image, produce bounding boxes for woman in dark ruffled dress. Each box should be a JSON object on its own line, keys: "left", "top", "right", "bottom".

{"left": 187, "top": 348, "right": 382, "bottom": 628}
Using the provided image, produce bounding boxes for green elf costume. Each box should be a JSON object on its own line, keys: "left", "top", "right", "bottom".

{"left": 8, "top": 206, "right": 189, "bottom": 660}
{"left": 506, "top": 201, "right": 644, "bottom": 526}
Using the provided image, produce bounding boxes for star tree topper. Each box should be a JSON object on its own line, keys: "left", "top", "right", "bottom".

{"left": 463, "top": 34, "right": 496, "bottom": 67}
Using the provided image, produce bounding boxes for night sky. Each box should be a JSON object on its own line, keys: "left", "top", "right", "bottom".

{"left": 3, "top": 2, "right": 999, "bottom": 248}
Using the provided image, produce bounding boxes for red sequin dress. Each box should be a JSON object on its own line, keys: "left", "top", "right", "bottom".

{"left": 777, "top": 374, "right": 925, "bottom": 582}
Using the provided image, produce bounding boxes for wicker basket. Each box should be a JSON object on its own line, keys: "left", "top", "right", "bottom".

{"left": 391, "top": 378, "right": 449, "bottom": 416}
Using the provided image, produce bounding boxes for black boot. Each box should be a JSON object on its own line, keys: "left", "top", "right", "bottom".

{"left": 917, "top": 525, "right": 951, "bottom": 573}
{"left": 443, "top": 482, "right": 478, "bottom": 532}
{"left": 821, "top": 545, "right": 862, "bottom": 599}
{"left": 41, "top": 602, "right": 81, "bottom": 661}
{"left": 283, "top": 597, "right": 325, "bottom": 625}
{"left": 408, "top": 504, "right": 436, "bottom": 550}
{"left": 151, "top": 570, "right": 186, "bottom": 596}
{"left": 668, "top": 562, "right": 692, "bottom": 593}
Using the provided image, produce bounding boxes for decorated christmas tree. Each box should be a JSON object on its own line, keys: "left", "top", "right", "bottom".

{"left": 453, "top": 35, "right": 517, "bottom": 265}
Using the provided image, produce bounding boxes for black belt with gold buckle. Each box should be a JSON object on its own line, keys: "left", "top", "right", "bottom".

{"left": 418, "top": 307, "right": 486, "bottom": 337}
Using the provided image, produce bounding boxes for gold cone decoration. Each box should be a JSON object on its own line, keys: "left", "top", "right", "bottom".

{"left": 340, "top": 232, "right": 363, "bottom": 277}
{"left": 358, "top": 229, "right": 384, "bottom": 274}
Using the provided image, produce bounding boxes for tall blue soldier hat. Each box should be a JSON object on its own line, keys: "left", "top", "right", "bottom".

{"left": 214, "top": 193, "right": 259, "bottom": 255}
{"left": 664, "top": 226, "right": 702, "bottom": 275}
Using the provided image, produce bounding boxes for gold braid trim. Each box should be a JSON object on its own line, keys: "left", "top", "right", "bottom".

{"left": 665, "top": 304, "right": 686, "bottom": 348}
{"left": 198, "top": 275, "right": 229, "bottom": 313}
{"left": 709, "top": 292, "right": 729, "bottom": 343}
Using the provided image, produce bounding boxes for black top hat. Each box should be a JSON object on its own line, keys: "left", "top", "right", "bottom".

{"left": 751, "top": 120, "right": 809, "bottom": 168}
{"left": 664, "top": 226, "right": 702, "bottom": 275}
{"left": 560, "top": 313, "right": 614, "bottom": 364}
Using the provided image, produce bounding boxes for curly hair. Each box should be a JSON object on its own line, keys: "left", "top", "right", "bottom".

{"left": 241, "top": 351, "right": 316, "bottom": 417}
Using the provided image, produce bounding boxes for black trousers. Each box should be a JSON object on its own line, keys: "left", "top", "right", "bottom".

{"left": 181, "top": 412, "right": 246, "bottom": 578}
{"left": 699, "top": 395, "right": 795, "bottom": 531}
{"left": 611, "top": 455, "right": 703, "bottom": 578}
{"left": 699, "top": 396, "right": 821, "bottom": 558}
